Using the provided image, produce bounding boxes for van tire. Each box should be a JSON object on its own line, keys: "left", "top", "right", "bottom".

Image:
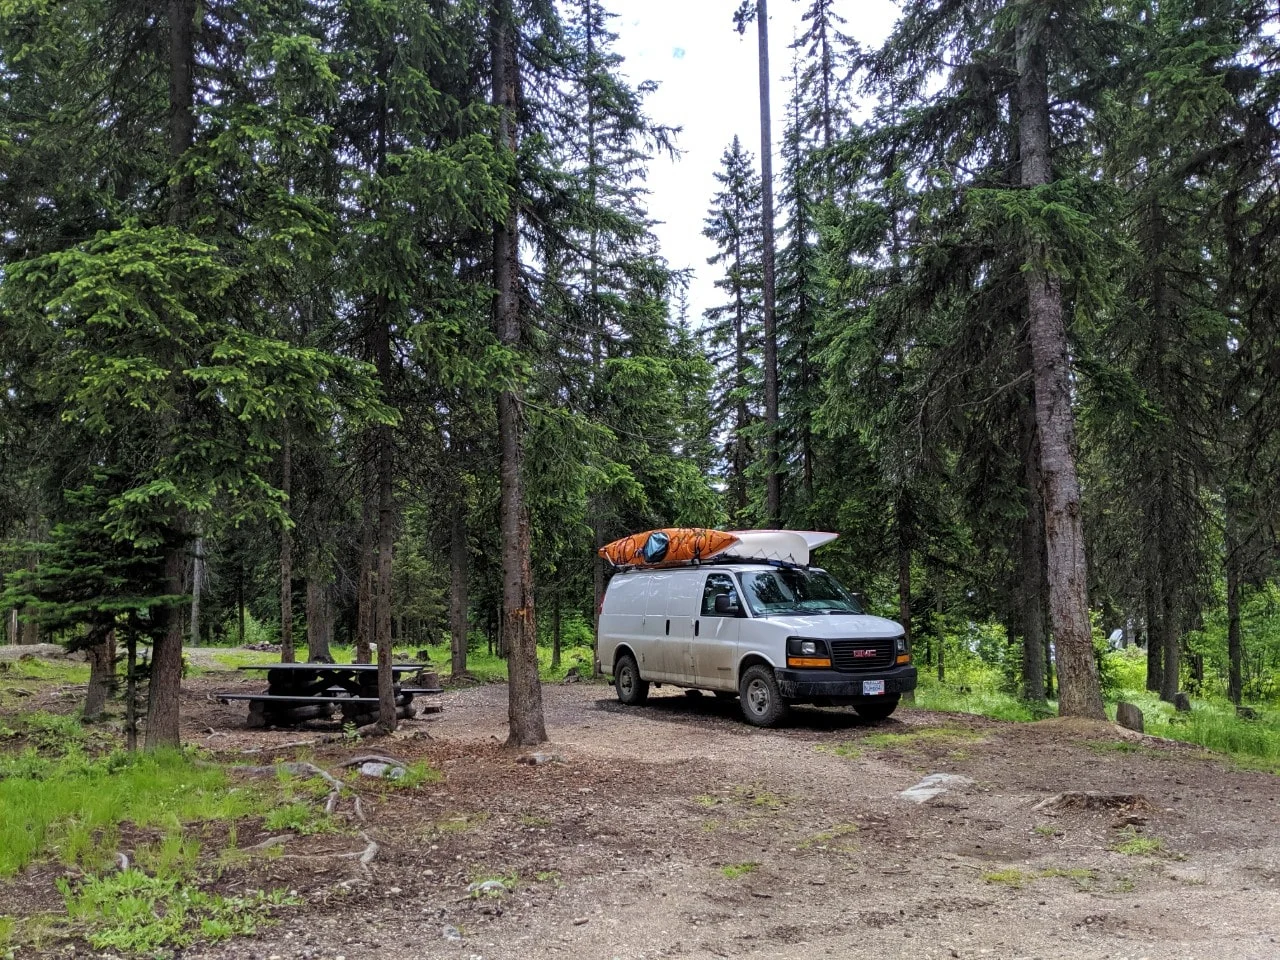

{"left": 614, "top": 654, "right": 649, "bottom": 705}
{"left": 739, "top": 665, "right": 789, "bottom": 727}
{"left": 854, "top": 696, "right": 900, "bottom": 721}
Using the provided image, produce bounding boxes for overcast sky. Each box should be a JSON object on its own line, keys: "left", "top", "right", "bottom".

{"left": 611, "top": 0, "right": 900, "bottom": 322}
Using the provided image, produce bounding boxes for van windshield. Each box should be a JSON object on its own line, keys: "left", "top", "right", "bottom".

{"left": 738, "top": 568, "right": 865, "bottom": 617}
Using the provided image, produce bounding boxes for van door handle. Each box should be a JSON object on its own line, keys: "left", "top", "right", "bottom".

{"left": 665, "top": 619, "right": 670, "bottom": 635}
{"left": 694, "top": 620, "right": 700, "bottom": 637}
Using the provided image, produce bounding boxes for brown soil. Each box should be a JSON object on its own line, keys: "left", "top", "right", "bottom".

{"left": 7, "top": 667, "right": 1280, "bottom": 959}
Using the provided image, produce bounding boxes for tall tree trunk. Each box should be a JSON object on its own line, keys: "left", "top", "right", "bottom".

{"left": 236, "top": 566, "right": 245, "bottom": 645}
{"left": 189, "top": 533, "right": 203, "bottom": 646}
{"left": 1143, "top": 513, "right": 1163, "bottom": 692}
{"left": 593, "top": 517, "right": 604, "bottom": 678}
{"left": 492, "top": 0, "right": 546, "bottom": 746}
{"left": 896, "top": 494, "right": 912, "bottom": 653}
{"left": 551, "top": 595, "right": 562, "bottom": 670}
{"left": 1016, "top": 10, "right": 1104, "bottom": 720}
{"left": 1225, "top": 498, "right": 1243, "bottom": 705}
{"left": 356, "top": 475, "right": 375, "bottom": 664}
{"left": 125, "top": 634, "right": 138, "bottom": 752}
{"left": 306, "top": 576, "right": 333, "bottom": 662}
{"left": 373, "top": 355, "right": 396, "bottom": 731}
{"left": 279, "top": 432, "right": 295, "bottom": 663}
{"left": 450, "top": 493, "right": 469, "bottom": 677}
{"left": 84, "top": 629, "right": 114, "bottom": 721}
{"left": 146, "top": 0, "right": 197, "bottom": 749}
{"left": 935, "top": 579, "right": 945, "bottom": 683}
{"left": 20, "top": 504, "right": 39, "bottom": 644}
{"left": 1019, "top": 372, "right": 1048, "bottom": 703}
{"left": 1158, "top": 475, "right": 1180, "bottom": 701}
{"left": 146, "top": 544, "right": 187, "bottom": 748}
{"left": 756, "top": 0, "right": 780, "bottom": 524}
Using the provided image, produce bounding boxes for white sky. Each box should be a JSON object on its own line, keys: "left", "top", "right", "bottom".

{"left": 611, "top": 0, "right": 900, "bottom": 321}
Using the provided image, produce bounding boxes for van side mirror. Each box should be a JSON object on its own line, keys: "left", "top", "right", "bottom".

{"left": 714, "top": 594, "right": 739, "bottom": 616}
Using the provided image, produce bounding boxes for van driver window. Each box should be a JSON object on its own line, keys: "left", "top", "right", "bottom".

{"left": 701, "top": 573, "right": 741, "bottom": 617}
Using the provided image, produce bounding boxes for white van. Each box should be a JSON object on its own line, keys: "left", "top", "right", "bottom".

{"left": 596, "top": 559, "right": 916, "bottom": 727}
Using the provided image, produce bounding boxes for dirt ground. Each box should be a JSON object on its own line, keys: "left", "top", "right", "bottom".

{"left": 11, "top": 661, "right": 1280, "bottom": 959}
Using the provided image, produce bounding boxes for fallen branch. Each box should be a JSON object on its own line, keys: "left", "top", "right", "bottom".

{"left": 358, "top": 831, "right": 379, "bottom": 870}
{"left": 242, "top": 835, "right": 289, "bottom": 853}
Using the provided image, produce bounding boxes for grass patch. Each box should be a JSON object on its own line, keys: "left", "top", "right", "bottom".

{"left": 432, "top": 812, "right": 490, "bottom": 834}
{"left": 800, "top": 823, "right": 859, "bottom": 852}
{"left": 981, "top": 868, "right": 1031, "bottom": 888}
{"left": 0, "top": 658, "right": 91, "bottom": 686}
{"left": 815, "top": 742, "right": 863, "bottom": 759}
{"left": 262, "top": 802, "right": 339, "bottom": 836}
{"left": 1111, "top": 829, "right": 1169, "bottom": 857}
{"left": 720, "top": 862, "right": 758, "bottom": 879}
{"left": 59, "top": 870, "right": 297, "bottom": 953}
{"left": 1107, "top": 693, "right": 1280, "bottom": 770}
{"left": 0, "top": 749, "right": 271, "bottom": 877}
{"left": 1039, "top": 867, "right": 1097, "bottom": 889}
{"left": 910, "top": 674, "right": 1050, "bottom": 723}
{"left": 519, "top": 814, "right": 550, "bottom": 828}
{"left": 0, "top": 915, "right": 13, "bottom": 949}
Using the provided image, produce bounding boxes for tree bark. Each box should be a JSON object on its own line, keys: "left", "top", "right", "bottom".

{"left": 1158, "top": 474, "right": 1180, "bottom": 701}
{"left": 1016, "top": 10, "right": 1105, "bottom": 719}
{"left": 236, "top": 566, "right": 245, "bottom": 645}
{"left": 356, "top": 473, "right": 375, "bottom": 664}
{"left": 146, "top": 544, "right": 187, "bottom": 748}
{"left": 1019, "top": 371, "right": 1048, "bottom": 703}
{"left": 189, "top": 533, "right": 203, "bottom": 646}
{"left": 896, "top": 494, "right": 912, "bottom": 653}
{"left": 1225, "top": 498, "right": 1243, "bottom": 705}
{"left": 450, "top": 493, "right": 469, "bottom": 676}
{"left": 280, "top": 432, "right": 295, "bottom": 663}
{"left": 551, "top": 595, "right": 561, "bottom": 670}
{"left": 592, "top": 516, "right": 604, "bottom": 678}
{"left": 492, "top": 0, "right": 547, "bottom": 746}
{"left": 756, "top": 0, "right": 780, "bottom": 524}
{"left": 306, "top": 576, "right": 333, "bottom": 662}
{"left": 84, "top": 629, "right": 114, "bottom": 721}
{"left": 373, "top": 358, "right": 396, "bottom": 732}
{"left": 166, "top": 0, "right": 196, "bottom": 226}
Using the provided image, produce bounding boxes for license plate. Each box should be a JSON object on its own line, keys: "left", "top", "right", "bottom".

{"left": 862, "top": 680, "right": 885, "bottom": 696}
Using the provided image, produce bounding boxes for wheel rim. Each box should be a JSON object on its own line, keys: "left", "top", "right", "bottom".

{"left": 619, "top": 665, "right": 634, "bottom": 697}
{"left": 746, "top": 678, "right": 770, "bottom": 716}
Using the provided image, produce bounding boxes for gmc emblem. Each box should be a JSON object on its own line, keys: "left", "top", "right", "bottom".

{"left": 851, "top": 648, "right": 877, "bottom": 659}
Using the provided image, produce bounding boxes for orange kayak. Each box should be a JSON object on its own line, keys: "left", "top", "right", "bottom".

{"left": 598, "top": 528, "right": 740, "bottom": 567}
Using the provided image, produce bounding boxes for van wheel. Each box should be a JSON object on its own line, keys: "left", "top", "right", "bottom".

{"left": 854, "top": 696, "right": 900, "bottom": 721}
{"left": 739, "top": 665, "right": 789, "bottom": 727}
{"left": 614, "top": 654, "right": 649, "bottom": 705}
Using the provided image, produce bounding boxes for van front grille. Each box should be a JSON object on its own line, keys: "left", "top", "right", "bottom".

{"left": 828, "top": 637, "right": 896, "bottom": 672}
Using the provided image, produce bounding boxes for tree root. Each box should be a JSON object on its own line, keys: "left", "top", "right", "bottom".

{"left": 338, "top": 755, "right": 410, "bottom": 770}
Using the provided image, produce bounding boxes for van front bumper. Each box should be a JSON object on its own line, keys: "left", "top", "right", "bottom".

{"left": 775, "top": 664, "right": 918, "bottom": 701}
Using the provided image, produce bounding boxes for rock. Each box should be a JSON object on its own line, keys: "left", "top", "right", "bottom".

{"left": 359, "top": 761, "right": 406, "bottom": 779}
{"left": 1115, "top": 701, "right": 1144, "bottom": 733}
{"left": 441, "top": 926, "right": 463, "bottom": 942}
{"left": 0, "top": 643, "right": 69, "bottom": 662}
{"left": 1236, "top": 706, "right": 1259, "bottom": 720}
{"left": 899, "top": 773, "right": 973, "bottom": 803}
{"left": 466, "top": 879, "right": 508, "bottom": 895}
{"left": 1173, "top": 691, "right": 1192, "bottom": 712}
{"left": 572, "top": 917, "right": 589, "bottom": 925}
{"left": 516, "top": 752, "right": 561, "bottom": 766}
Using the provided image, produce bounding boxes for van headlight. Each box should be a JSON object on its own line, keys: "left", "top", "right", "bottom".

{"left": 894, "top": 635, "right": 907, "bottom": 654}
{"left": 786, "top": 637, "right": 831, "bottom": 669}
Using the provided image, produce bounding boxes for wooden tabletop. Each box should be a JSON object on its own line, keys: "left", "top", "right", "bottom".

{"left": 236, "top": 662, "right": 428, "bottom": 673}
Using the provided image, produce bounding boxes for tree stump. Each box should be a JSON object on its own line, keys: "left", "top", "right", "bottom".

{"left": 1236, "top": 706, "right": 1259, "bottom": 720}
{"left": 1116, "top": 701, "right": 1144, "bottom": 733}
{"left": 1173, "top": 691, "right": 1192, "bottom": 712}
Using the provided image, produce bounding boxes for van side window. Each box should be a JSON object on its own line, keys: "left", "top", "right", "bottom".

{"left": 701, "top": 573, "right": 741, "bottom": 617}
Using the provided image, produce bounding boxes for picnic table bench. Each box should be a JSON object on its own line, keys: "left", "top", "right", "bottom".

{"left": 217, "top": 662, "right": 444, "bottom": 728}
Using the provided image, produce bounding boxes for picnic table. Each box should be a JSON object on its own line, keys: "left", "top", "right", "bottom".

{"left": 217, "top": 662, "right": 443, "bottom": 728}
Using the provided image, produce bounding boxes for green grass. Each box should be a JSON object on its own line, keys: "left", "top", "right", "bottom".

{"left": 262, "top": 802, "right": 340, "bottom": 836}
{"left": 1111, "top": 829, "right": 1170, "bottom": 857}
{"left": 981, "top": 868, "right": 1031, "bottom": 888}
{"left": 0, "top": 915, "right": 13, "bottom": 949}
{"left": 982, "top": 867, "right": 1097, "bottom": 889}
{"left": 720, "top": 862, "right": 758, "bottom": 879}
{"left": 815, "top": 742, "right": 863, "bottom": 759}
{"left": 0, "top": 749, "right": 270, "bottom": 877}
{"left": 906, "top": 659, "right": 1280, "bottom": 773}
{"left": 0, "top": 658, "right": 91, "bottom": 685}
{"left": 59, "top": 870, "right": 298, "bottom": 953}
